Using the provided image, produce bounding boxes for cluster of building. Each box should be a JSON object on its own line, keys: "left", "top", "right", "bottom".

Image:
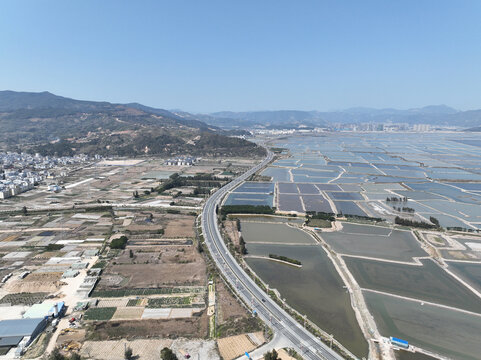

{"left": 165, "top": 156, "right": 198, "bottom": 166}
{"left": 0, "top": 152, "right": 92, "bottom": 199}
{"left": 331, "top": 122, "right": 458, "bottom": 132}
{"left": 0, "top": 302, "right": 65, "bottom": 356}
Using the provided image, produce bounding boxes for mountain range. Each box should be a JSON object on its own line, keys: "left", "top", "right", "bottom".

{"left": 195, "top": 105, "right": 481, "bottom": 129}
{"left": 1, "top": 90, "right": 480, "bottom": 158}
{"left": 0, "top": 91, "right": 265, "bottom": 157}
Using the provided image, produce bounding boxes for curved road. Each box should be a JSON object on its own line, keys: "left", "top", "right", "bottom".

{"left": 201, "top": 150, "right": 344, "bottom": 360}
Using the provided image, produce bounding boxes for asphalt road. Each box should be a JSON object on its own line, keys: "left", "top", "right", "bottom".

{"left": 201, "top": 150, "right": 344, "bottom": 360}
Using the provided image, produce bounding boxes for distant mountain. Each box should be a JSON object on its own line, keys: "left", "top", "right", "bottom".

{"left": 202, "top": 110, "right": 329, "bottom": 129}
{"left": 465, "top": 126, "right": 481, "bottom": 132}
{"left": 0, "top": 91, "right": 265, "bottom": 158}
{"left": 200, "top": 105, "right": 481, "bottom": 129}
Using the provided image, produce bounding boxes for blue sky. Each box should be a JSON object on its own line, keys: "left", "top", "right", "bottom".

{"left": 1, "top": 1, "right": 481, "bottom": 112}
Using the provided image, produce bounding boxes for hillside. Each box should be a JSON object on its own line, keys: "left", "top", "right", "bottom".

{"left": 0, "top": 91, "right": 265, "bottom": 157}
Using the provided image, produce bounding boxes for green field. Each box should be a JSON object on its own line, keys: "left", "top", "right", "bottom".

{"left": 84, "top": 307, "right": 117, "bottom": 321}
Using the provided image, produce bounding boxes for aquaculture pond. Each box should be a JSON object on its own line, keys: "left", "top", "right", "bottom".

{"left": 322, "top": 225, "right": 426, "bottom": 262}
{"left": 364, "top": 291, "right": 481, "bottom": 360}
{"left": 346, "top": 258, "right": 481, "bottom": 313}
{"left": 447, "top": 261, "right": 481, "bottom": 293}
{"left": 245, "top": 243, "right": 369, "bottom": 358}
{"left": 240, "top": 221, "right": 315, "bottom": 245}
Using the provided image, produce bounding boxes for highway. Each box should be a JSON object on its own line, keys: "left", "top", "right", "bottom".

{"left": 201, "top": 150, "right": 344, "bottom": 360}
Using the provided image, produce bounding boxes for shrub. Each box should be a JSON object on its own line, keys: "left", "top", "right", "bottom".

{"left": 110, "top": 236, "right": 128, "bottom": 249}
{"left": 160, "top": 347, "right": 178, "bottom": 360}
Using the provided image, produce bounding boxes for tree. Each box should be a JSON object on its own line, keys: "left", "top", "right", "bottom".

{"left": 49, "top": 348, "right": 65, "bottom": 360}
{"left": 124, "top": 346, "right": 133, "bottom": 360}
{"left": 70, "top": 353, "right": 82, "bottom": 360}
{"left": 110, "top": 236, "right": 128, "bottom": 249}
{"left": 22, "top": 206, "right": 28, "bottom": 216}
{"left": 430, "top": 216, "right": 440, "bottom": 227}
{"left": 160, "top": 347, "right": 178, "bottom": 360}
{"left": 264, "top": 349, "right": 279, "bottom": 360}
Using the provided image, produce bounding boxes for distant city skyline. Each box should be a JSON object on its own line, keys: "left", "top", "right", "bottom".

{"left": 1, "top": 1, "right": 481, "bottom": 112}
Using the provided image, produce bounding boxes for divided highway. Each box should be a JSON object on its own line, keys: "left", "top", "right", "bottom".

{"left": 201, "top": 150, "right": 344, "bottom": 360}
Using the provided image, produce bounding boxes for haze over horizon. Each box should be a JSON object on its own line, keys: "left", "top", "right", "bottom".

{"left": 1, "top": 1, "right": 481, "bottom": 112}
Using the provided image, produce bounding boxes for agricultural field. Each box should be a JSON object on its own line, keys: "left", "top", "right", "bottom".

{"left": 0, "top": 155, "right": 256, "bottom": 358}
{"left": 217, "top": 332, "right": 265, "bottom": 360}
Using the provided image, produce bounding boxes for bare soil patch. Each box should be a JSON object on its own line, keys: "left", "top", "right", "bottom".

{"left": 215, "top": 278, "right": 263, "bottom": 337}
{"left": 217, "top": 332, "right": 264, "bottom": 360}
{"left": 112, "top": 307, "right": 144, "bottom": 320}
{"left": 98, "top": 245, "right": 206, "bottom": 288}
{"left": 163, "top": 215, "right": 195, "bottom": 238}
{"left": 86, "top": 314, "right": 208, "bottom": 341}
{"left": 224, "top": 220, "right": 240, "bottom": 247}
{"left": 5, "top": 272, "right": 64, "bottom": 293}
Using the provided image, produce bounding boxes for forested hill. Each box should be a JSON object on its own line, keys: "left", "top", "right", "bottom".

{"left": 0, "top": 91, "right": 265, "bottom": 158}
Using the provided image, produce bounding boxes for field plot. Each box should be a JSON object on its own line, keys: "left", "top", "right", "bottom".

{"left": 296, "top": 183, "right": 320, "bottom": 194}
{"left": 241, "top": 222, "right": 315, "bottom": 245}
{"left": 217, "top": 332, "right": 264, "bottom": 360}
{"left": 340, "top": 223, "right": 392, "bottom": 235}
{"left": 333, "top": 201, "right": 367, "bottom": 216}
{"left": 224, "top": 193, "right": 273, "bottom": 206}
{"left": 96, "top": 245, "right": 206, "bottom": 288}
{"left": 301, "top": 195, "right": 332, "bottom": 213}
{"left": 215, "top": 278, "right": 261, "bottom": 337}
{"left": 278, "top": 194, "right": 304, "bottom": 212}
{"left": 346, "top": 258, "right": 481, "bottom": 313}
{"left": 81, "top": 339, "right": 219, "bottom": 360}
{"left": 406, "top": 182, "right": 481, "bottom": 205}
{"left": 111, "top": 307, "right": 144, "bottom": 320}
{"left": 87, "top": 315, "right": 209, "bottom": 340}
{"left": 392, "top": 190, "right": 446, "bottom": 201}
{"left": 278, "top": 183, "right": 298, "bottom": 194}
{"left": 315, "top": 183, "right": 341, "bottom": 191}
{"left": 162, "top": 214, "right": 195, "bottom": 238}
{"left": 326, "top": 191, "right": 364, "bottom": 201}
{"left": 261, "top": 167, "right": 291, "bottom": 182}
{"left": 234, "top": 182, "right": 274, "bottom": 193}
{"left": 245, "top": 244, "right": 368, "bottom": 358}
{"left": 446, "top": 182, "right": 481, "bottom": 192}
{"left": 447, "top": 261, "right": 481, "bottom": 293}
{"left": 421, "top": 200, "right": 481, "bottom": 221}
{"left": 364, "top": 291, "right": 481, "bottom": 360}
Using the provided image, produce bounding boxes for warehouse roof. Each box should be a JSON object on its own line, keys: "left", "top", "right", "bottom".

{"left": 0, "top": 318, "right": 45, "bottom": 337}
{"left": 0, "top": 335, "right": 23, "bottom": 347}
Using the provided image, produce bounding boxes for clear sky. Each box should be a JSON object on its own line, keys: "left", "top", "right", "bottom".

{"left": 1, "top": 1, "right": 481, "bottom": 112}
